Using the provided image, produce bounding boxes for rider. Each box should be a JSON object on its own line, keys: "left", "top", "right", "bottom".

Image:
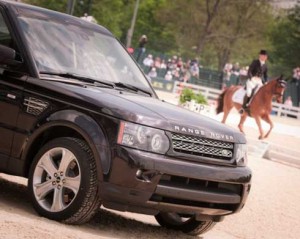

{"left": 239, "top": 50, "right": 268, "bottom": 114}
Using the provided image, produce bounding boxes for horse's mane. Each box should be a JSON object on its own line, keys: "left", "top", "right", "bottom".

{"left": 253, "top": 77, "right": 279, "bottom": 97}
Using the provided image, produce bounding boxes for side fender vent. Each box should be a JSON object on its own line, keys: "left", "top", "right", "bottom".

{"left": 24, "top": 97, "right": 49, "bottom": 116}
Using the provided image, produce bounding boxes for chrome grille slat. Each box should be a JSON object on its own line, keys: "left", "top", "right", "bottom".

{"left": 172, "top": 134, "right": 233, "bottom": 149}
{"left": 171, "top": 133, "right": 234, "bottom": 160}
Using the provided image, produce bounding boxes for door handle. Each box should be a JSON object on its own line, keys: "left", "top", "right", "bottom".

{"left": 7, "top": 93, "right": 16, "bottom": 99}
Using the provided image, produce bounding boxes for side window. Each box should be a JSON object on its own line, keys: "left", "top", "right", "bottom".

{"left": 0, "top": 12, "right": 12, "bottom": 48}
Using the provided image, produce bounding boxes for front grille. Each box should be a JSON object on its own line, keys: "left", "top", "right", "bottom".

{"left": 150, "top": 174, "right": 242, "bottom": 211}
{"left": 171, "top": 133, "right": 234, "bottom": 160}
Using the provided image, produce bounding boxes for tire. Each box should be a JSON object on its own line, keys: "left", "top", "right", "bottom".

{"left": 28, "top": 137, "right": 101, "bottom": 224}
{"left": 155, "top": 212, "right": 216, "bottom": 236}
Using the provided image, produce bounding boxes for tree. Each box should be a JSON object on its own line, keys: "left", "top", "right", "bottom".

{"left": 128, "top": 0, "right": 176, "bottom": 52}
{"left": 210, "top": 0, "right": 273, "bottom": 70}
{"left": 157, "top": 0, "right": 273, "bottom": 70}
{"left": 25, "top": 0, "right": 126, "bottom": 39}
{"left": 270, "top": 4, "right": 300, "bottom": 76}
{"left": 24, "top": 0, "right": 66, "bottom": 12}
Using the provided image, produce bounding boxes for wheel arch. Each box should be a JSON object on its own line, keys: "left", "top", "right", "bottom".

{"left": 22, "top": 110, "right": 111, "bottom": 181}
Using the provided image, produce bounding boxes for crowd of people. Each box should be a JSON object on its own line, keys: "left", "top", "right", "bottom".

{"left": 223, "top": 62, "right": 249, "bottom": 84}
{"left": 141, "top": 54, "right": 201, "bottom": 83}
{"left": 131, "top": 36, "right": 299, "bottom": 107}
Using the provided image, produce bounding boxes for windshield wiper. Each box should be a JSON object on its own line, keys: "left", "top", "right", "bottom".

{"left": 114, "top": 82, "right": 152, "bottom": 96}
{"left": 40, "top": 71, "right": 115, "bottom": 88}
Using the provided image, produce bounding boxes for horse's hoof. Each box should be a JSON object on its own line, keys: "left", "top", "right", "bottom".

{"left": 258, "top": 136, "right": 264, "bottom": 140}
{"left": 238, "top": 126, "right": 244, "bottom": 133}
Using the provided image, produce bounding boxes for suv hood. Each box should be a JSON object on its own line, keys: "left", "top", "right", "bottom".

{"left": 87, "top": 87, "right": 244, "bottom": 143}
{"left": 113, "top": 91, "right": 245, "bottom": 143}
{"left": 34, "top": 79, "right": 246, "bottom": 143}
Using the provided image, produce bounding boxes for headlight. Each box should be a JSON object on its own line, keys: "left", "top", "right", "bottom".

{"left": 235, "top": 144, "right": 248, "bottom": 166}
{"left": 117, "top": 121, "right": 170, "bottom": 154}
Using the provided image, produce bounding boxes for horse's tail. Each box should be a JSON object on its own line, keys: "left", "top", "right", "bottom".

{"left": 216, "top": 89, "right": 228, "bottom": 114}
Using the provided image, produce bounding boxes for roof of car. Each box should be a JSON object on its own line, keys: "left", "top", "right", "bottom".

{"left": 0, "top": 0, "right": 113, "bottom": 36}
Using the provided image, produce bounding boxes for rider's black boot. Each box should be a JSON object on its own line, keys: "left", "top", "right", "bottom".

{"left": 239, "top": 95, "right": 250, "bottom": 114}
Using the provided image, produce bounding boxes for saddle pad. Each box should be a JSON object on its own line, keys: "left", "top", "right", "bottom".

{"left": 232, "top": 87, "right": 246, "bottom": 105}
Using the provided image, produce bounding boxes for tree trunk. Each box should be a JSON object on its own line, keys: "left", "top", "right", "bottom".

{"left": 196, "top": 0, "right": 221, "bottom": 55}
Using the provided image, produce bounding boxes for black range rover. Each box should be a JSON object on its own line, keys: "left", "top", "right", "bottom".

{"left": 0, "top": 0, "right": 251, "bottom": 236}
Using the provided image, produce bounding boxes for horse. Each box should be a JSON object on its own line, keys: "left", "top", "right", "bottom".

{"left": 216, "top": 76, "right": 287, "bottom": 140}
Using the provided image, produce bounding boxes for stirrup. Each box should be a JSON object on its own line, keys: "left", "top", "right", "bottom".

{"left": 238, "top": 108, "right": 245, "bottom": 114}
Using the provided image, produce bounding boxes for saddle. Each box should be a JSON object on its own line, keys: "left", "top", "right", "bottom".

{"left": 232, "top": 86, "right": 258, "bottom": 106}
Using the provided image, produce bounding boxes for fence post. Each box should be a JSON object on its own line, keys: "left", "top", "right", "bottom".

{"left": 277, "top": 104, "right": 282, "bottom": 116}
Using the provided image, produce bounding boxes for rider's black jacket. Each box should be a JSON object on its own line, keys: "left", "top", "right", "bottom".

{"left": 247, "top": 59, "right": 268, "bottom": 83}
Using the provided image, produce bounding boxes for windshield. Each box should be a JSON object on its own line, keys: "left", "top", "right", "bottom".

{"left": 17, "top": 12, "right": 151, "bottom": 90}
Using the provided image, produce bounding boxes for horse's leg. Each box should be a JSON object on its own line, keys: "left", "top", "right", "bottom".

{"left": 221, "top": 101, "right": 233, "bottom": 124}
{"left": 238, "top": 113, "right": 247, "bottom": 134}
{"left": 221, "top": 106, "right": 230, "bottom": 123}
{"left": 254, "top": 116, "right": 264, "bottom": 140}
{"left": 261, "top": 114, "right": 273, "bottom": 139}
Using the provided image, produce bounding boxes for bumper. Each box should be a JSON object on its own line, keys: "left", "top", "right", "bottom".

{"left": 101, "top": 146, "right": 251, "bottom": 219}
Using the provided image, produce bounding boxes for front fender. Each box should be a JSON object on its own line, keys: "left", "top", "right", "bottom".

{"left": 23, "top": 110, "right": 111, "bottom": 178}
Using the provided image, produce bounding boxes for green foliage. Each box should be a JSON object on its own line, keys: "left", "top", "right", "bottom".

{"left": 155, "top": 0, "right": 274, "bottom": 71}
{"left": 179, "top": 88, "right": 194, "bottom": 103}
{"left": 25, "top": 0, "right": 127, "bottom": 39}
{"left": 179, "top": 88, "right": 208, "bottom": 105}
{"left": 24, "top": 0, "right": 66, "bottom": 12}
{"left": 23, "top": 0, "right": 298, "bottom": 76}
{"left": 90, "top": 0, "right": 125, "bottom": 38}
{"left": 129, "top": 0, "right": 176, "bottom": 52}
{"left": 194, "top": 92, "right": 208, "bottom": 105}
{"left": 269, "top": 5, "right": 300, "bottom": 77}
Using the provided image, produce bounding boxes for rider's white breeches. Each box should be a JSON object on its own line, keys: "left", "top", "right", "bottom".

{"left": 246, "top": 76, "right": 263, "bottom": 97}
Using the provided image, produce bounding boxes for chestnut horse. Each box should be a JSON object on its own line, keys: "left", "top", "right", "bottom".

{"left": 216, "top": 76, "right": 286, "bottom": 139}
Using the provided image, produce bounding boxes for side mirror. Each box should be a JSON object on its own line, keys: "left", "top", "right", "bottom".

{"left": 0, "top": 45, "right": 16, "bottom": 65}
{"left": 0, "top": 44, "right": 21, "bottom": 66}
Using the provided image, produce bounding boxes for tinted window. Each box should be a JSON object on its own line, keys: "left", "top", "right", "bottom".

{"left": 17, "top": 11, "right": 152, "bottom": 90}
{"left": 0, "top": 12, "right": 12, "bottom": 47}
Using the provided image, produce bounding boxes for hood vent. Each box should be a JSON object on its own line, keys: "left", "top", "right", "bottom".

{"left": 24, "top": 97, "right": 49, "bottom": 116}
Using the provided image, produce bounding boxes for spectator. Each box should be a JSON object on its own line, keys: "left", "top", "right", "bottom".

{"left": 239, "top": 66, "right": 248, "bottom": 77}
{"left": 165, "top": 71, "right": 172, "bottom": 81}
{"left": 154, "top": 57, "right": 161, "bottom": 68}
{"left": 292, "top": 67, "right": 300, "bottom": 106}
{"left": 177, "top": 57, "right": 183, "bottom": 69}
{"left": 147, "top": 67, "right": 157, "bottom": 78}
{"left": 223, "top": 62, "right": 233, "bottom": 81}
{"left": 142, "top": 54, "right": 153, "bottom": 67}
{"left": 160, "top": 59, "right": 167, "bottom": 69}
{"left": 166, "top": 59, "right": 172, "bottom": 71}
{"left": 190, "top": 59, "right": 199, "bottom": 79}
{"left": 173, "top": 67, "right": 181, "bottom": 81}
{"left": 136, "top": 35, "right": 148, "bottom": 62}
{"left": 169, "top": 56, "right": 178, "bottom": 74}
{"left": 292, "top": 67, "right": 300, "bottom": 85}
{"left": 284, "top": 96, "right": 293, "bottom": 107}
{"left": 232, "top": 62, "right": 240, "bottom": 76}
{"left": 181, "top": 62, "right": 191, "bottom": 82}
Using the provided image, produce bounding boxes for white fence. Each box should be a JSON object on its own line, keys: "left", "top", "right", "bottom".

{"left": 272, "top": 103, "right": 300, "bottom": 119}
{"left": 172, "top": 81, "right": 221, "bottom": 101}
{"left": 172, "top": 81, "right": 300, "bottom": 119}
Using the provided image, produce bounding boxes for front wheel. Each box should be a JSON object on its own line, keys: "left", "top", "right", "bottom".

{"left": 155, "top": 212, "right": 216, "bottom": 236}
{"left": 28, "top": 137, "right": 101, "bottom": 224}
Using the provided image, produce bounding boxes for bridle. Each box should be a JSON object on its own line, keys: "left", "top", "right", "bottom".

{"left": 273, "top": 79, "right": 286, "bottom": 99}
